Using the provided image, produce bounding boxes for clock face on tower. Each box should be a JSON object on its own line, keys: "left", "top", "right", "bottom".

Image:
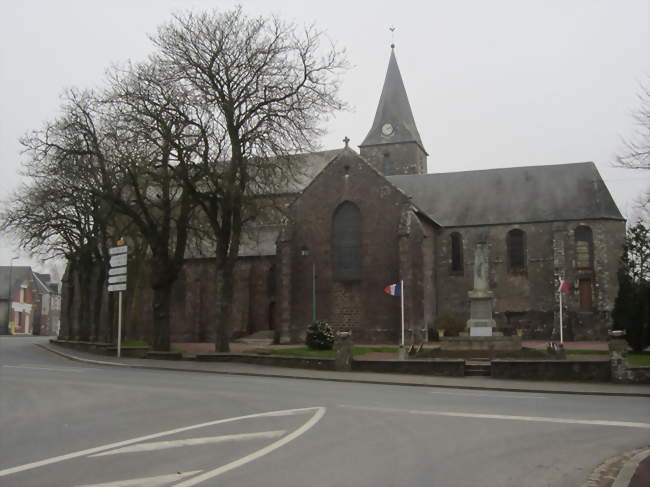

{"left": 381, "top": 123, "right": 394, "bottom": 136}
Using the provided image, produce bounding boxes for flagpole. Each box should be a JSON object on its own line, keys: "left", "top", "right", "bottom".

{"left": 559, "top": 282, "right": 564, "bottom": 344}
{"left": 400, "top": 279, "right": 405, "bottom": 348}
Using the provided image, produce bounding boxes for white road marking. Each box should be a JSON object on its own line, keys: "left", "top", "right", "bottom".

{"left": 0, "top": 407, "right": 324, "bottom": 478}
{"left": 428, "top": 390, "right": 548, "bottom": 400}
{"left": 89, "top": 431, "right": 286, "bottom": 456}
{"left": 76, "top": 470, "right": 202, "bottom": 487}
{"left": 172, "top": 406, "right": 326, "bottom": 487}
{"left": 339, "top": 405, "right": 650, "bottom": 429}
{"left": 1, "top": 365, "right": 86, "bottom": 373}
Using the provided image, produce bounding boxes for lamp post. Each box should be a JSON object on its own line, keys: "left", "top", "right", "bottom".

{"left": 4, "top": 256, "right": 18, "bottom": 335}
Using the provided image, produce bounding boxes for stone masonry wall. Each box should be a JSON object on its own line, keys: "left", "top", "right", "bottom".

{"left": 435, "top": 219, "right": 624, "bottom": 340}
{"left": 287, "top": 150, "right": 422, "bottom": 343}
{"left": 360, "top": 141, "right": 427, "bottom": 176}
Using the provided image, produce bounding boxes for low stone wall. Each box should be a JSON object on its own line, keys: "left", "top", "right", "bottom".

{"left": 195, "top": 353, "right": 336, "bottom": 371}
{"left": 353, "top": 359, "right": 465, "bottom": 376}
{"left": 491, "top": 360, "right": 611, "bottom": 382}
{"left": 51, "top": 339, "right": 149, "bottom": 358}
{"left": 50, "top": 339, "right": 112, "bottom": 353}
{"left": 612, "top": 364, "right": 650, "bottom": 384}
{"left": 441, "top": 336, "right": 522, "bottom": 351}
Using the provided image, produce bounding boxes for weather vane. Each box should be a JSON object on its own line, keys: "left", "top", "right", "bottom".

{"left": 389, "top": 26, "right": 396, "bottom": 48}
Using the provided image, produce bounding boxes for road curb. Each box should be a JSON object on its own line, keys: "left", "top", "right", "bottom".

{"left": 38, "top": 344, "right": 650, "bottom": 397}
{"left": 612, "top": 449, "right": 650, "bottom": 487}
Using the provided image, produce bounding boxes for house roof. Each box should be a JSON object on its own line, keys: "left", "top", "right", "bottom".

{"left": 387, "top": 162, "right": 624, "bottom": 227}
{"left": 0, "top": 266, "right": 36, "bottom": 300}
{"left": 359, "top": 47, "right": 425, "bottom": 153}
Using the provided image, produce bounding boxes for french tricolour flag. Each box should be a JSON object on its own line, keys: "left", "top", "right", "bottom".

{"left": 384, "top": 282, "right": 402, "bottom": 296}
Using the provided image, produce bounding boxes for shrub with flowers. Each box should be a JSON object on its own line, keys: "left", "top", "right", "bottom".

{"left": 305, "top": 320, "right": 335, "bottom": 350}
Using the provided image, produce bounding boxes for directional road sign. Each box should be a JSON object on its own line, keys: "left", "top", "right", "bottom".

{"left": 110, "top": 254, "right": 127, "bottom": 268}
{"left": 107, "top": 283, "right": 127, "bottom": 292}
{"left": 109, "top": 245, "right": 128, "bottom": 255}
{"left": 109, "top": 266, "right": 127, "bottom": 276}
{"left": 108, "top": 275, "right": 127, "bottom": 284}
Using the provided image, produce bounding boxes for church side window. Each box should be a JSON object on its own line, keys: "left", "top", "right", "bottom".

{"left": 507, "top": 229, "right": 526, "bottom": 272}
{"left": 450, "top": 232, "right": 463, "bottom": 273}
{"left": 332, "top": 201, "right": 362, "bottom": 281}
{"left": 575, "top": 225, "right": 593, "bottom": 270}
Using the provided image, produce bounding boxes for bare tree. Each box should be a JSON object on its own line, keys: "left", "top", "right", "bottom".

{"left": 11, "top": 59, "right": 202, "bottom": 351}
{"left": 153, "top": 7, "right": 348, "bottom": 351}
{"left": 94, "top": 59, "right": 201, "bottom": 351}
{"left": 617, "top": 79, "right": 650, "bottom": 170}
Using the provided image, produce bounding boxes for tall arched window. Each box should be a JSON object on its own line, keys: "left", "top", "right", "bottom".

{"left": 507, "top": 229, "right": 526, "bottom": 272}
{"left": 575, "top": 225, "right": 593, "bottom": 270}
{"left": 332, "top": 201, "right": 362, "bottom": 281}
{"left": 450, "top": 232, "right": 463, "bottom": 273}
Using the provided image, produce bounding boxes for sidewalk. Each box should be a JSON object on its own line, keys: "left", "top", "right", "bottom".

{"left": 40, "top": 342, "right": 649, "bottom": 396}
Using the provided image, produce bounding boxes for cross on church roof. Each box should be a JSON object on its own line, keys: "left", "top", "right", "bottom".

{"left": 343, "top": 136, "right": 350, "bottom": 148}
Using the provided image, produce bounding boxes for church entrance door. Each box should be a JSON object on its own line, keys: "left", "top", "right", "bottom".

{"left": 578, "top": 279, "right": 592, "bottom": 310}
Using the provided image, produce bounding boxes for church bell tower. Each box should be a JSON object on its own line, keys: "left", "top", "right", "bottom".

{"left": 359, "top": 45, "right": 428, "bottom": 176}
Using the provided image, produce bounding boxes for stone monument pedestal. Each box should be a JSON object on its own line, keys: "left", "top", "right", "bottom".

{"left": 467, "top": 290, "right": 496, "bottom": 337}
{"left": 439, "top": 239, "right": 522, "bottom": 353}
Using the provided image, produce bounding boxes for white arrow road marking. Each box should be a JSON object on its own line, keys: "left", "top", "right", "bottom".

{"left": 89, "top": 431, "right": 286, "bottom": 456}
{"left": 76, "top": 470, "right": 202, "bottom": 487}
{"left": 339, "top": 405, "right": 650, "bottom": 429}
{"left": 0, "top": 407, "right": 324, "bottom": 478}
{"left": 172, "top": 406, "right": 326, "bottom": 487}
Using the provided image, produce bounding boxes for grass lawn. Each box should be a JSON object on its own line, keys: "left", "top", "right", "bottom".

{"left": 566, "top": 350, "right": 609, "bottom": 355}
{"left": 245, "top": 346, "right": 398, "bottom": 358}
{"left": 628, "top": 352, "right": 650, "bottom": 366}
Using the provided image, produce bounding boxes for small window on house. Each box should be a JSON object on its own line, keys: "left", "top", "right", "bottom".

{"left": 575, "top": 225, "right": 593, "bottom": 270}
{"left": 507, "top": 229, "right": 526, "bottom": 272}
{"left": 332, "top": 201, "right": 362, "bottom": 281}
{"left": 450, "top": 232, "right": 463, "bottom": 273}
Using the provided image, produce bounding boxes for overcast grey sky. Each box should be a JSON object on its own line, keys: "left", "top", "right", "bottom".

{"left": 1, "top": 0, "right": 649, "bottom": 272}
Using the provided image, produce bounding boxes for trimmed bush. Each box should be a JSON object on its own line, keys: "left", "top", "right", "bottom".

{"left": 305, "top": 320, "right": 335, "bottom": 350}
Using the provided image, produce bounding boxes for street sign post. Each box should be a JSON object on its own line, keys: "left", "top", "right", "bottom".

{"left": 108, "top": 244, "right": 128, "bottom": 358}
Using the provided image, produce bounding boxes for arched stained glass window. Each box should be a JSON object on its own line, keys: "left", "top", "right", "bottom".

{"left": 332, "top": 201, "right": 362, "bottom": 281}
{"left": 575, "top": 225, "right": 593, "bottom": 270}
{"left": 450, "top": 232, "right": 463, "bottom": 273}
{"left": 507, "top": 229, "right": 526, "bottom": 272}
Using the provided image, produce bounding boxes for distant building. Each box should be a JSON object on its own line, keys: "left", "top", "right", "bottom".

{"left": 0, "top": 266, "right": 60, "bottom": 335}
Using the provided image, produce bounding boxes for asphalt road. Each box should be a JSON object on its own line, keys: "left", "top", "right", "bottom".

{"left": 1, "top": 336, "right": 648, "bottom": 487}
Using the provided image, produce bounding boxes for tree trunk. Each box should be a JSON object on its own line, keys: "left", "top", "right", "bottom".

{"left": 59, "top": 262, "right": 73, "bottom": 340}
{"left": 214, "top": 257, "right": 235, "bottom": 353}
{"left": 92, "top": 262, "right": 107, "bottom": 342}
{"left": 151, "top": 284, "right": 172, "bottom": 351}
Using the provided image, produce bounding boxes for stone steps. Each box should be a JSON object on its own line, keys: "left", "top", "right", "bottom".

{"left": 465, "top": 363, "right": 491, "bottom": 376}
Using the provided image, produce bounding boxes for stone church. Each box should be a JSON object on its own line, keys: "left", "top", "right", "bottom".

{"left": 167, "top": 47, "right": 625, "bottom": 344}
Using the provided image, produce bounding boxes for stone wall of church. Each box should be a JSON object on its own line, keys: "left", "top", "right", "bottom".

{"left": 359, "top": 141, "right": 427, "bottom": 176}
{"left": 435, "top": 219, "right": 624, "bottom": 340}
{"left": 101, "top": 256, "right": 276, "bottom": 344}
{"left": 286, "top": 151, "right": 418, "bottom": 344}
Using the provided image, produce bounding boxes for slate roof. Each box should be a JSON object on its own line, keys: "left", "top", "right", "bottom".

{"left": 387, "top": 162, "right": 624, "bottom": 227}
{"left": 360, "top": 47, "right": 426, "bottom": 153}
{"left": 0, "top": 266, "right": 37, "bottom": 300}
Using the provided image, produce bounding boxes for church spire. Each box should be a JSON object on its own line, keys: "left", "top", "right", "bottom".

{"left": 360, "top": 46, "right": 426, "bottom": 154}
